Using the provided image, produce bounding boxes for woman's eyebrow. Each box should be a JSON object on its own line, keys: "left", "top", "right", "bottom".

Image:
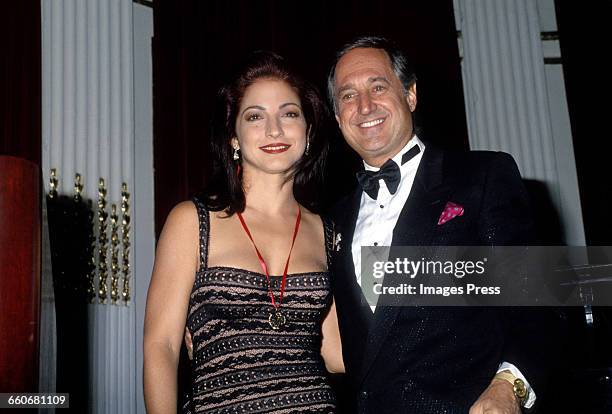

{"left": 279, "top": 102, "right": 301, "bottom": 109}
{"left": 240, "top": 105, "right": 266, "bottom": 116}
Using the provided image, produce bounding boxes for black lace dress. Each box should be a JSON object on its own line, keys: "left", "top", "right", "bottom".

{"left": 185, "top": 198, "right": 336, "bottom": 413}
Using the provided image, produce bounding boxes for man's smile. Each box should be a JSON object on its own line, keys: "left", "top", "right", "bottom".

{"left": 357, "top": 117, "right": 386, "bottom": 128}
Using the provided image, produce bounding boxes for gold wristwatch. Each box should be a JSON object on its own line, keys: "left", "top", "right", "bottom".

{"left": 494, "top": 370, "right": 529, "bottom": 406}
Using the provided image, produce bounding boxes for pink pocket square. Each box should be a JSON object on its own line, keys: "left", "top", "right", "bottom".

{"left": 437, "top": 201, "right": 464, "bottom": 225}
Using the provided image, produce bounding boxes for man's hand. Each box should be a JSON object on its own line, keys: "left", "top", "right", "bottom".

{"left": 185, "top": 328, "right": 193, "bottom": 360}
{"left": 469, "top": 378, "right": 520, "bottom": 414}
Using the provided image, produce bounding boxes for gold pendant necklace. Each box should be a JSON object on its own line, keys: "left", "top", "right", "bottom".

{"left": 237, "top": 207, "right": 301, "bottom": 330}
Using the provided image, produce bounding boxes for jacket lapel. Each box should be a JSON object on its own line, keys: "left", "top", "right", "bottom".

{"left": 331, "top": 189, "right": 361, "bottom": 294}
{"left": 358, "top": 146, "right": 452, "bottom": 384}
{"left": 392, "top": 145, "right": 451, "bottom": 246}
{"left": 330, "top": 188, "right": 375, "bottom": 378}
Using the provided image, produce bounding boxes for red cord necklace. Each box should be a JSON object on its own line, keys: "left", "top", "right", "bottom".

{"left": 236, "top": 206, "right": 301, "bottom": 330}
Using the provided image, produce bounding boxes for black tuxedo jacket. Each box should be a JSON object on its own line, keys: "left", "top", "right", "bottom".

{"left": 329, "top": 145, "right": 561, "bottom": 413}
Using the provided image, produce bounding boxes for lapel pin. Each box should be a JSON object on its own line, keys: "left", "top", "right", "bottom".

{"left": 333, "top": 232, "right": 342, "bottom": 251}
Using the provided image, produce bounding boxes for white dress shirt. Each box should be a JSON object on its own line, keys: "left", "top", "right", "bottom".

{"left": 352, "top": 136, "right": 424, "bottom": 288}
{"left": 350, "top": 135, "right": 535, "bottom": 408}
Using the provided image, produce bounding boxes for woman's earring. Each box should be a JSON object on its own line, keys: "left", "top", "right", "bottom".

{"left": 305, "top": 126, "right": 312, "bottom": 156}
{"left": 233, "top": 147, "right": 240, "bottom": 161}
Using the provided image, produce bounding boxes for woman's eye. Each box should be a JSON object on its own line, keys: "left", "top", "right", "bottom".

{"left": 341, "top": 92, "right": 355, "bottom": 101}
{"left": 284, "top": 111, "right": 300, "bottom": 118}
{"left": 246, "top": 113, "right": 262, "bottom": 121}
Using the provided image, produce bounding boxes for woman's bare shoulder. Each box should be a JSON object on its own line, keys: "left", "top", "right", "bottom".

{"left": 151, "top": 201, "right": 200, "bottom": 279}
{"left": 158, "top": 201, "right": 200, "bottom": 248}
{"left": 165, "top": 200, "right": 198, "bottom": 227}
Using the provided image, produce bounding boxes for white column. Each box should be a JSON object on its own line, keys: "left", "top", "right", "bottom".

{"left": 132, "top": 4, "right": 155, "bottom": 413}
{"left": 454, "top": 0, "right": 585, "bottom": 245}
{"left": 41, "top": 1, "right": 145, "bottom": 413}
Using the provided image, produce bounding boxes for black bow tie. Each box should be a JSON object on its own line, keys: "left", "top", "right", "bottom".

{"left": 356, "top": 145, "right": 421, "bottom": 200}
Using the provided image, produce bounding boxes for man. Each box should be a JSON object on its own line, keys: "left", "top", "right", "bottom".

{"left": 327, "top": 36, "right": 558, "bottom": 413}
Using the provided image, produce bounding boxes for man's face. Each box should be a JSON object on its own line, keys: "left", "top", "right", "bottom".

{"left": 333, "top": 48, "right": 417, "bottom": 167}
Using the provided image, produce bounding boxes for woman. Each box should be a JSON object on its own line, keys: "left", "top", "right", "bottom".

{"left": 144, "top": 51, "right": 343, "bottom": 413}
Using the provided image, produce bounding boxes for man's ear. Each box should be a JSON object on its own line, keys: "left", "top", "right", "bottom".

{"left": 406, "top": 83, "right": 417, "bottom": 112}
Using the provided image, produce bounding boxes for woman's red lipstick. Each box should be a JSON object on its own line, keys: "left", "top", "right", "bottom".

{"left": 259, "top": 143, "right": 291, "bottom": 154}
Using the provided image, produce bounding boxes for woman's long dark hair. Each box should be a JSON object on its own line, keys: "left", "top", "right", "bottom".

{"left": 201, "top": 51, "right": 329, "bottom": 215}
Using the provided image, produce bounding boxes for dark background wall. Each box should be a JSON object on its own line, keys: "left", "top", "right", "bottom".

{"left": 554, "top": 3, "right": 612, "bottom": 410}
{"left": 152, "top": 0, "right": 467, "bottom": 237}
{"left": 0, "top": 0, "right": 41, "bottom": 166}
{"left": 556, "top": 0, "right": 612, "bottom": 246}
